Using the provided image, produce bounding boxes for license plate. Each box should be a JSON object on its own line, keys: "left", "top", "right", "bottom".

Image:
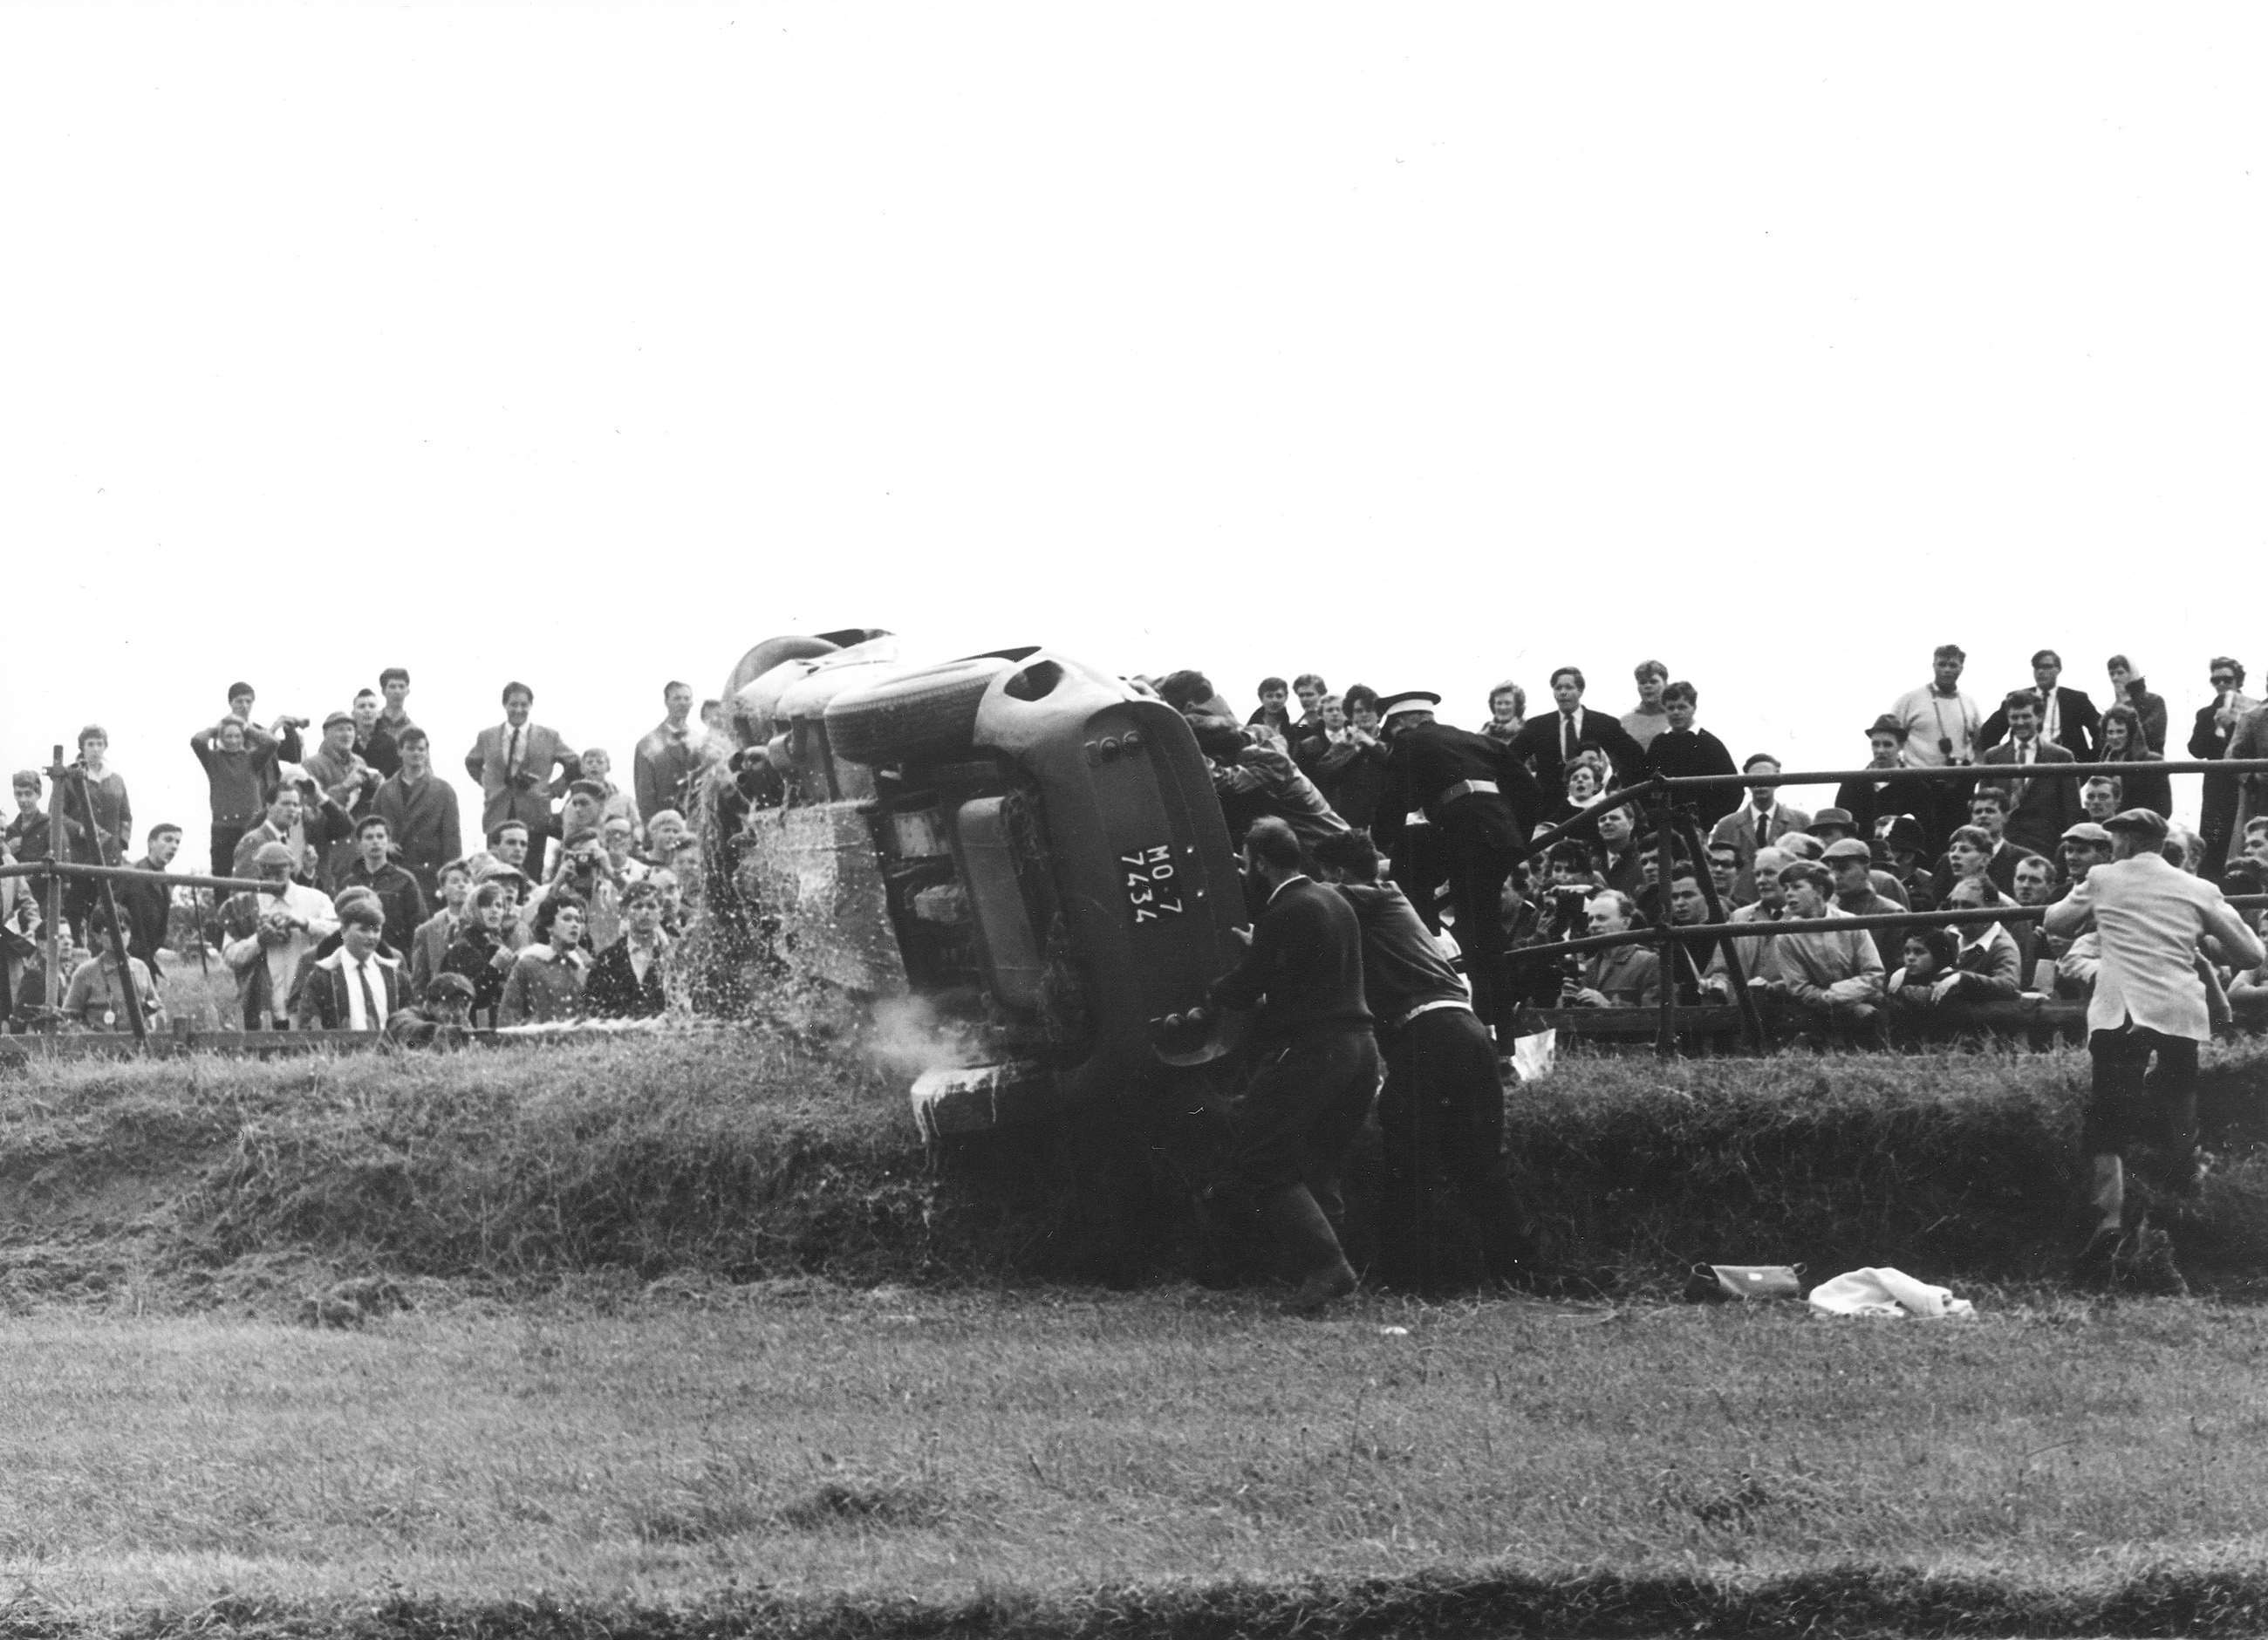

{"left": 1121, "top": 844, "right": 1185, "bottom": 923}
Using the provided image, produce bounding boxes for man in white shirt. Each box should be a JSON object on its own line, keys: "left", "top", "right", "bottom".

{"left": 296, "top": 899, "right": 404, "bottom": 1031}
{"left": 2044, "top": 808, "right": 2264, "bottom": 1282}
{"left": 1890, "top": 644, "right": 1983, "bottom": 769}
{"left": 220, "top": 843, "right": 340, "bottom": 1028}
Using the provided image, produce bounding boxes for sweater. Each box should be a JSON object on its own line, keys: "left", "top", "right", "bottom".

{"left": 1207, "top": 875, "right": 1372, "bottom": 1046}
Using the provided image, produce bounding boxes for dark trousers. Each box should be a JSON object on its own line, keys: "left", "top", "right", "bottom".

{"left": 210, "top": 823, "right": 248, "bottom": 880}
{"left": 2085, "top": 1024, "right": 2201, "bottom": 1170}
{"left": 1377, "top": 1006, "right": 1524, "bottom": 1287}
{"left": 1232, "top": 1027, "right": 1380, "bottom": 1222}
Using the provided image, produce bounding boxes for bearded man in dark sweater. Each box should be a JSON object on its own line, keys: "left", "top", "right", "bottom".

{"left": 1197, "top": 817, "right": 1378, "bottom": 1313}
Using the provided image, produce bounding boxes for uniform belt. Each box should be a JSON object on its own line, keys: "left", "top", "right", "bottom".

{"left": 1384, "top": 996, "right": 1474, "bottom": 1033}
{"left": 1439, "top": 779, "right": 1499, "bottom": 804}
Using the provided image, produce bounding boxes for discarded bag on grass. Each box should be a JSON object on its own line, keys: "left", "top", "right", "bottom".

{"left": 1684, "top": 1263, "right": 1805, "bottom": 1302}
{"left": 1807, "top": 1267, "right": 1975, "bottom": 1318}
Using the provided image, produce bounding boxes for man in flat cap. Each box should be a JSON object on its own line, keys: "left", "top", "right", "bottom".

{"left": 219, "top": 842, "right": 340, "bottom": 1029}
{"left": 2045, "top": 808, "right": 2263, "bottom": 1285}
{"left": 1370, "top": 690, "right": 1547, "bottom": 1042}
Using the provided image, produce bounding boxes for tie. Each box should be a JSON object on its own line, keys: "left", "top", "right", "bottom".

{"left": 356, "top": 960, "right": 383, "bottom": 1032}
{"left": 2014, "top": 741, "right": 2032, "bottom": 806}
{"left": 508, "top": 726, "right": 523, "bottom": 779}
{"left": 1561, "top": 711, "right": 1576, "bottom": 763}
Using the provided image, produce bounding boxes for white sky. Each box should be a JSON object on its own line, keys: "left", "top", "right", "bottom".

{"left": 6, "top": 5, "right": 2263, "bottom": 850}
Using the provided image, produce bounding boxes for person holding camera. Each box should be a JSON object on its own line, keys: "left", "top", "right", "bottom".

{"left": 523, "top": 826, "right": 625, "bottom": 950}
{"left": 1890, "top": 644, "right": 1984, "bottom": 771}
{"left": 219, "top": 842, "right": 339, "bottom": 1029}
{"left": 466, "top": 682, "right": 579, "bottom": 881}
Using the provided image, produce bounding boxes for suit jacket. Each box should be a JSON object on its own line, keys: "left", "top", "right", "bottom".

{"left": 585, "top": 935, "right": 669, "bottom": 1018}
{"left": 1506, "top": 707, "right": 1647, "bottom": 794}
{"left": 465, "top": 722, "right": 578, "bottom": 835}
{"left": 292, "top": 949, "right": 406, "bottom": 1031}
{"left": 1980, "top": 687, "right": 2099, "bottom": 762}
{"left": 1707, "top": 802, "right": 1814, "bottom": 900}
{"left": 1979, "top": 739, "right": 2080, "bottom": 857}
{"left": 2045, "top": 852, "right": 2263, "bottom": 1040}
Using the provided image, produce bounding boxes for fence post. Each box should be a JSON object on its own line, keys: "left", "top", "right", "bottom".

{"left": 1675, "top": 813, "right": 1764, "bottom": 1052}
{"left": 42, "top": 745, "right": 65, "bottom": 1035}
{"left": 1654, "top": 798, "right": 1677, "bottom": 1059}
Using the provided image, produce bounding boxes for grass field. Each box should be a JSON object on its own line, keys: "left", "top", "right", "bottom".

{"left": 4, "top": 1286, "right": 2268, "bottom": 1625}
{"left": 5, "top": 1028, "right": 2268, "bottom": 1635}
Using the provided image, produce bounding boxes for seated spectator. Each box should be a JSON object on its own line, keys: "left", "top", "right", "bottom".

{"left": 1937, "top": 875, "right": 2025, "bottom": 1001}
{"left": 1748, "top": 861, "right": 1885, "bottom": 1042}
{"left": 220, "top": 843, "right": 339, "bottom": 1029}
{"left": 639, "top": 810, "right": 687, "bottom": 869}
{"left": 1707, "top": 841, "right": 1745, "bottom": 910}
{"left": 2010, "top": 854, "right": 2061, "bottom": 987}
{"left": 11, "top": 922, "right": 76, "bottom": 1031}
{"left": 600, "top": 816, "right": 649, "bottom": 885}
{"left": 441, "top": 880, "right": 516, "bottom": 1027}
{"left": 1621, "top": 660, "right": 1672, "bottom": 750}
{"left": 386, "top": 971, "right": 478, "bottom": 1050}
{"left": 524, "top": 827, "right": 625, "bottom": 952}
{"left": 1813, "top": 811, "right": 1909, "bottom": 908}
{"left": 61, "top": 914, "right": 164, "bottom": 1033}
{"left": 1191, "top": 715, "right": 1349, "bottom": 849}
{"left": 292, "top": 899, "right": 404, "bottom": 1032}
{"left": 1640, "top": 681, "right": 1739, "bottom": 828}
{"left": 1932, "top": 793, "right": 2041, "bottom": 899}
{"left": 2079, "top": 775, "right": 2122, "bottom": 825}
{"left": 499, "top": 890, "right": 592, "bottom": 1026}
{"left": 585, "top": 879, "right": 672, "bottom": 1018}
{"left": 1704, "top": 846, "right": 1792, "bottom": 994}
{"left": 1481, "top": 680, "right": 1525, "bottom": 745}
{"left": 1594, "top": 803, "right": 1644, "bottom": 898}
{"left": 1563, "top": 891, "right": 1659, "bottom": 1008}
{"left": 1542, "top": 753, "right": 1611, "bottom": 830}
{"left": 1824, "top": 837, "right": 1906, "bottom": 968}
{"left": 1888, "top": 926, "right": 1963, "bottom": 1014}
{"left": 2094, "top": 704, "right": 2171, "bottom": 818}
{"left": 409, "top": 858, "right": 474, "bottom": 998}
{"left": 1875, "top": 815, "right": 1938, "bottom": 912}
{"left": 1661, "top": 864, "right": 1733, "bottom": 1004}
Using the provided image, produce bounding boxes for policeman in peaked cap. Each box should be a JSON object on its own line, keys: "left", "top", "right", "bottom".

{"left": 1369, "top": 691, "right": 1548, "bottom": 1043}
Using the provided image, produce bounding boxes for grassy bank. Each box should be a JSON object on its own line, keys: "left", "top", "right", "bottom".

{"left": 3, "top": 1291, "right": 2267, "bottom": 1623}
{"left": 3, "top": 1031, "right": 2267, "bottom": 1303}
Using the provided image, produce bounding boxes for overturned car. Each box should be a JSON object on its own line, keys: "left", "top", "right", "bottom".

{"left": 708, "top": 632, "right": 1250, "bottom": 1138}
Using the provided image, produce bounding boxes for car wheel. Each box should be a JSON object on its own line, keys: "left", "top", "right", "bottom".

{"left": 823, "top": 653, "right": 1028, "bottom": 767}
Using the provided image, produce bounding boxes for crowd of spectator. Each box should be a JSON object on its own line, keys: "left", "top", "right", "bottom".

{"left": 1150, "top": 645, "right": 2268, "bottom": 1048}
{"left": 9, "top": 643, "right": 2268, "bottom": 1053}
{"left": 3, "top": 670, "right": 736, "bottom": 1040}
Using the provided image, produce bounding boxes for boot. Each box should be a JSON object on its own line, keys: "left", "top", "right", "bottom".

{"left": 1262, "top": 1185, "right": 1358, "bottom": 1314}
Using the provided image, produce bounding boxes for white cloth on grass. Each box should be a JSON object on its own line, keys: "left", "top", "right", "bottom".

{"left": 1807, "top": 1267, "right": 1975, "bottom": 1319}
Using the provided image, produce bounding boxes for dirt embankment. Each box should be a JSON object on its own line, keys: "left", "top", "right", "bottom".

{"left": 3, "top": 1032, "right": 2267, "bottom": 1313}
